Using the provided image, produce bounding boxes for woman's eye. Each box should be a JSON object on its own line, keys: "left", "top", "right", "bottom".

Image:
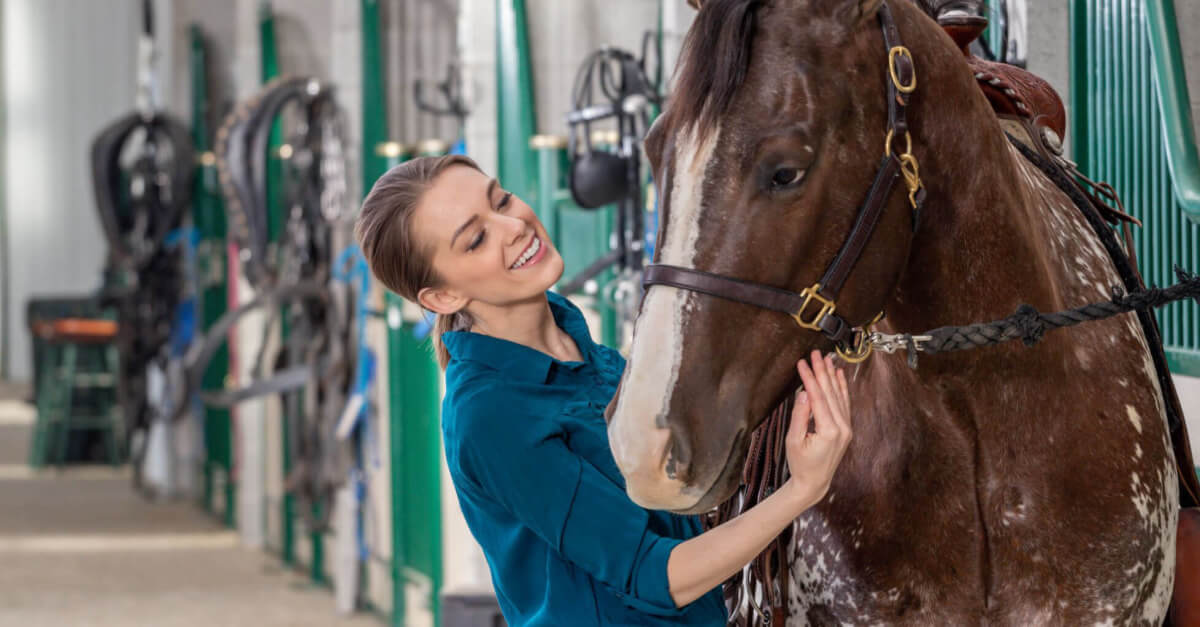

{"left": 771, "top": 168, "right": 802, "bottom": 188}
{"left": 467, "top": 231, "right": 485, "bottom": 251}
{"left": 496, "top": 191, "right": 513, "bottom": 211}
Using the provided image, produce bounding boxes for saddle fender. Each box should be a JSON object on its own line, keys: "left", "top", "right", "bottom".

{"left": 1171, "top": 507, "right": 1200, "bottom": 626}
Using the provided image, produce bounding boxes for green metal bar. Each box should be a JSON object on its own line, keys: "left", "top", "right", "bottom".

{"left": 1146, "top": 0, "right": 1200, "bottom": 223}
{"left": 496, "top": 0, "right": 537, "bottom": 202}
{"left": 1168, "top": 349, "right": 1200, "bottom": 377}
{"left": 362, "top": 0, "right": 390, "bottom": 193}
{"left": 258, "top": 0, "right": 299, "bottom": 568}
{"left": 1072, "top": 0, "right": 1200, "bottom": 376}
{"left": 1075, "top": 0, "right": 1094, "bottom": 163}
{"left": 385, "top": 294, "right": 444, "bottom": 625}
{"left": 358, "top": 1, "right": 423, "bottom": 623}
{"left": 191, "top": 24, "right": 235, "bottom": 527}
{"left": 531, "top": 138, "right": 565, "bottom": 244}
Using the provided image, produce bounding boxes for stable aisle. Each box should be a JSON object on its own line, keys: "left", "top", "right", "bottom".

{"left": 0, "top": 389, "right": 378, "bottom": 626}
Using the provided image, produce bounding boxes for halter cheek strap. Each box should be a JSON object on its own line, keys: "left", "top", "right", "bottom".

{"left": 643, "top": 0, "right": 924, "bottom": 357}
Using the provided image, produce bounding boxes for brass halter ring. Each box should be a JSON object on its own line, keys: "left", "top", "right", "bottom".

{"left": 836, "top": 311, "right": 886, "bottom": 363}
{"left": 888, "top": 46, "right": 917, "bottom": 93}
{"left": 883, "top": 129, "right": 912, "bottom": 159}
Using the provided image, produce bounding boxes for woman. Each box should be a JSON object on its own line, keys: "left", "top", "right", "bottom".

{"left": 355, "top": 154, "right": 852, "bottom": 626}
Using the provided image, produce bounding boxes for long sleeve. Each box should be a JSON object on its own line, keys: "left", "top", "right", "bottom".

{"left": 454, "top": 386, "right": 686, "bottom": 616}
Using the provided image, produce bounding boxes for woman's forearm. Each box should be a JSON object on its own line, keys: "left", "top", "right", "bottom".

{"left": 665, "top": 480, "right": 817, "bottom": 607}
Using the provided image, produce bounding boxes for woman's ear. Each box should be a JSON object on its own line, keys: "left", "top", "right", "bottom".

{"left": 418, "top": 285, "right": 469, "bottom": 316}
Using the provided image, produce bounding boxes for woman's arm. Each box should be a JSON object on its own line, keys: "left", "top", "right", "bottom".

{"left": 666, "top": 351, "right": 853, "bottom": 607}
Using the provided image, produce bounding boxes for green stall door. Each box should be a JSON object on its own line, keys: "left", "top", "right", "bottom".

{"left": 385, "top": 295, "right": 443, "bottom": 626}
{"left": 190, "top": 25, "right": 235, "bottom": 529}
{"left": 530, "top": 136, "right": 620, "bottom": 348}
{"left": 1070, "top": 0, "right": 1200, "bottom": 375}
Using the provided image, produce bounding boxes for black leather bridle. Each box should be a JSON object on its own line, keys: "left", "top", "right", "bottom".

{"left": 643, "top": 0, "right": 924, "bottom": 362}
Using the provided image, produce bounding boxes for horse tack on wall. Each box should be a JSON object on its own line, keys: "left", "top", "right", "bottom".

{"left": 606, "top": 0, "right": 1198, "bottom": 624}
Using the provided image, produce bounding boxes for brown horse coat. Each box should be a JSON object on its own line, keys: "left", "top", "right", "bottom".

{"left": 606, "top": 0, "right": 1179, "bottom": 623}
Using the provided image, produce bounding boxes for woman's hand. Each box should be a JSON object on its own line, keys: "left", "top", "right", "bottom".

{"left": 783, "top": 350, "right": 853, "bottom": 510}
{"left": 665, "top": 350, "right": 853, "bottom": 607}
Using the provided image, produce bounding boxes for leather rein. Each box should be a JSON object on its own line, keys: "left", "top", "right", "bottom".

{"left": 642, "top": 0, "right": 923, "bottom": 365}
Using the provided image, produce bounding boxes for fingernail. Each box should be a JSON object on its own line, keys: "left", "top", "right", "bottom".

{"left": 798, "top": 390, "right": 808, "bottom": 404}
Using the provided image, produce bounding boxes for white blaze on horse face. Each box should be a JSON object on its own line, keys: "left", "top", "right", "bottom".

{"left": 609, "top": 122, "right": 722, "bottom": 509}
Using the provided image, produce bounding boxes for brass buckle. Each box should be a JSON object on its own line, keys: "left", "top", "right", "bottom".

{"left": 791, "top": 284, "right": 836, "bottom": 331}
{"left": 836, "top": 311, "right": 885, "bottom": 364}
{"left": 888, "top": 46, "right": 917, "bottom": 94}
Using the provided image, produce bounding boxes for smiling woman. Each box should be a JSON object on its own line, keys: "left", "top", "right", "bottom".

{"left": 354, "top": 156, "right": 854, "bottom": 626}
{"left": 355, "top": 154, "right": 565, "bottom": 367}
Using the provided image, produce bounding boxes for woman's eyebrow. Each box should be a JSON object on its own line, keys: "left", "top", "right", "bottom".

{"left": 449, "top": 179, "right": 497, "bottom": 247}
{"left": 450, "top": 215, "right": 479, "bottom": 247}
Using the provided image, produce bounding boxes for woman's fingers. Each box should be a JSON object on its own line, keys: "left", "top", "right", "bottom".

{"left": 822, "top": 358, "right": 848, "bottom": 432}
{"left": 838, "top": 369, "right": 852, "bottom": 423}
{"left": 787, "top": 387, "right": 811, "bottom": 442}
{"left": 819, "top": 355, "right": 851, "bottom": 433}
{"left": 796, "top": 360, "right": 827, "bottom": 435}
{"left": 802, "top": 352, "right": 838, "bottom": 440}
{"left": 810, "top": 352, "right": 839, "bottom": 430}
{"left": 819, "top": 354, "right": 837, "bottom": 409}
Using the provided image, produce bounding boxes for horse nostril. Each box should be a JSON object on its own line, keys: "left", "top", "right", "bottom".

{"left": 664, "top": 425, "right": 694, "bottom": 482}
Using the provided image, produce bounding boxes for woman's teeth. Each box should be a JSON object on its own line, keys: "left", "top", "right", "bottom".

{"left": 510, "top": 236, "right": 541, "bottom": 269}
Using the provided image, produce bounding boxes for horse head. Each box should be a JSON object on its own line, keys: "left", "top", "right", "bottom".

{"left": 607, "top": 0, "right": 952, "bottom": 513}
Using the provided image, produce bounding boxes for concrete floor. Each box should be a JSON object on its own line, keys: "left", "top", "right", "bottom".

{"left": 0, "top": 382, "right": 379, "bottom": 627}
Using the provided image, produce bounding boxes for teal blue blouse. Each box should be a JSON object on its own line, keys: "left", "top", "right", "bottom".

{"left": 441, "top": 292, "right": 727, "bottom": 627}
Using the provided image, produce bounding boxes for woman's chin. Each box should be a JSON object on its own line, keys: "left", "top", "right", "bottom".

{"left": 534, "top": 251, "right": 565, "bottom": 292}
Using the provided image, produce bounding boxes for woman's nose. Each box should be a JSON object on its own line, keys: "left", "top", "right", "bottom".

{"left": 497, "top": 213, "right": 527, "bottom": 245}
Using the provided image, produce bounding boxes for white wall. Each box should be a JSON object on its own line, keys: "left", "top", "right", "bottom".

{"left": 1, "top": 0, "right": 145, "bottom": 382}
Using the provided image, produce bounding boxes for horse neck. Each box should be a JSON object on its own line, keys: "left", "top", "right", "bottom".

{"left": 881, "top": 46, "right": 1060, "bottom": 352}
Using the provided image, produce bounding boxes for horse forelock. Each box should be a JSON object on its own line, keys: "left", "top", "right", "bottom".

{"left": 672, "top": 0, "right": 765, "bottom": 140}
{"left": 672, "top": 0, "right": 946, "bottom": 141}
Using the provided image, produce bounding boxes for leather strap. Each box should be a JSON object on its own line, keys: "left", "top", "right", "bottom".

{"left": 642, "top": 265, "right": 810, "bottom": 317}
{"left": 818, "top": 155, "right": 902, "bottom": 296}
{"left": 881, "top": 1, "right": 912, "bottom": 138}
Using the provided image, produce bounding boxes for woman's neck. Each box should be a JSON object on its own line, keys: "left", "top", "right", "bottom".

{"left": 468, "top": 294, "right": 582, "bottom": 363}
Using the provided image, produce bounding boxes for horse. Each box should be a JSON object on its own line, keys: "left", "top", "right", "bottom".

{"left": 604, "top": 0, "right": 1189, "bottom": 623}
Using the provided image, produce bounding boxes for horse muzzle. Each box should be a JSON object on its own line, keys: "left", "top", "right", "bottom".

{"left": 607, "top": 402, "right": 746, "bottom": 514}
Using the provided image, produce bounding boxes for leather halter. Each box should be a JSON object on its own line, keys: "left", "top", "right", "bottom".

{"left": 643, "top": 0, "right": 924, "bottom": 360}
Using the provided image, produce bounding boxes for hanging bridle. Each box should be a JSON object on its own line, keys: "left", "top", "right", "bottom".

{"left": 643, "top": 0, "right": 923, "bottom": 364}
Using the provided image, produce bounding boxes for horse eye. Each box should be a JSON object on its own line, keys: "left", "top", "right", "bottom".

{"left": 771, "top": 167, "right": 802, "bottom": 187}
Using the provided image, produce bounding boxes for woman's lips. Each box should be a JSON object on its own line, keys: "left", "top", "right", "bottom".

{"left": 509, "top": 234, "right": 547, "bottom": 270}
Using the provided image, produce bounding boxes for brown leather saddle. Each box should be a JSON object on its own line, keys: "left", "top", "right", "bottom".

{"left": 938, "top": 13, "right": 1067, "bottom": 142}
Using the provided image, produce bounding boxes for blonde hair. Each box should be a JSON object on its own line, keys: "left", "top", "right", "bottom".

{"left": 354, "top": 154, "right": 481, "bottom": 367}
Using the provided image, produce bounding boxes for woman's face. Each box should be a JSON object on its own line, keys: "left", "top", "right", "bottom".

{"left": 414, "top": 164, "right": 564, "bottom": 312}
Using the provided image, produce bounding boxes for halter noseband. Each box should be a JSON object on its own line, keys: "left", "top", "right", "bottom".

{"left": 643, "top": 0, "right": 924, "bottom": 362}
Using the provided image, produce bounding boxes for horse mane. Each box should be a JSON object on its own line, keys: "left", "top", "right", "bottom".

{"left": 671, "top": 0, "right": 766, "bottom": 137}
{"left": 670, "top": 0, "right": 957, "bottom": 137}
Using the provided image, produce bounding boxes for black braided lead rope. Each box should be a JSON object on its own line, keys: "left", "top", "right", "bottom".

{"left": 899, "top": 266, "right": 1200, "bottom": 359}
